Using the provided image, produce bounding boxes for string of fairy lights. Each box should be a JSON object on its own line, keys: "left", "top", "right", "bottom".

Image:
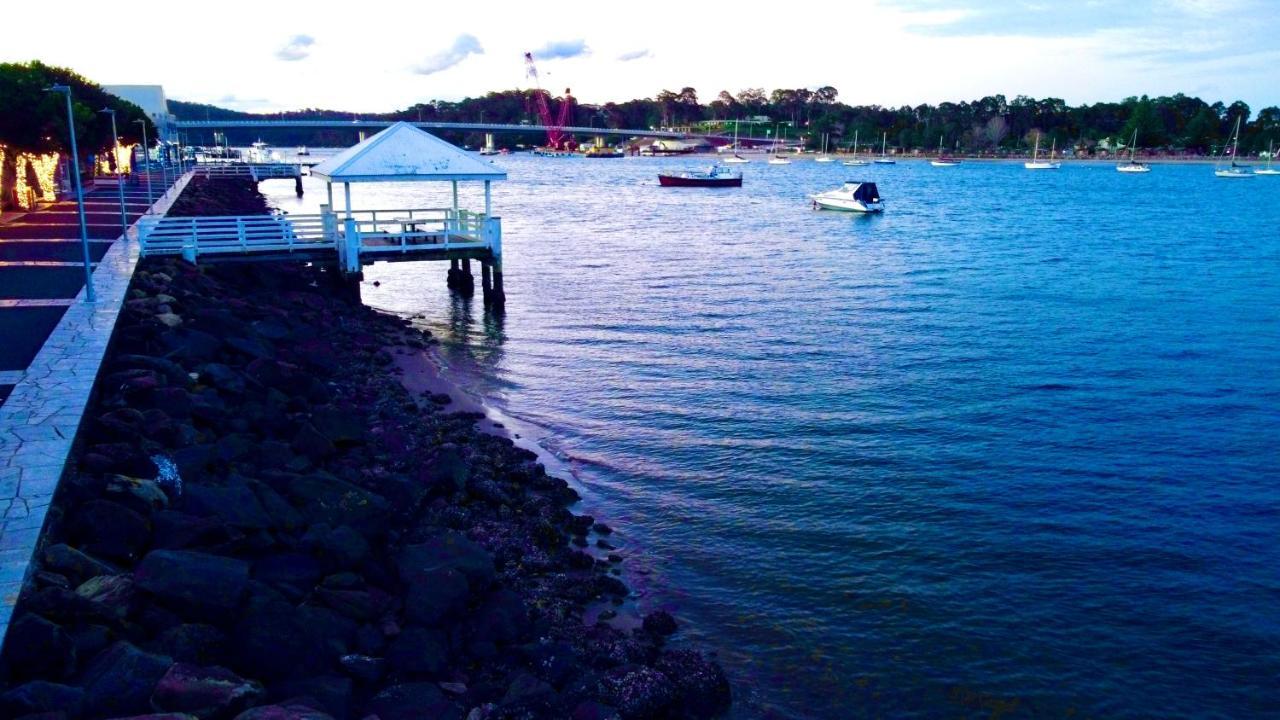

{"left": 0, "top": 143, "right": 133, "bottom": 215}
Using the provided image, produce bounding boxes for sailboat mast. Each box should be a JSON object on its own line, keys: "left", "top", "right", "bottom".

{"left": 1231, "top": 116, "right": 1242, "bottom": 165}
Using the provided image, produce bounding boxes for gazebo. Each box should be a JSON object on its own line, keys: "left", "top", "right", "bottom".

{"left": 310, "top": 122, "right": 507, "bottom": 301}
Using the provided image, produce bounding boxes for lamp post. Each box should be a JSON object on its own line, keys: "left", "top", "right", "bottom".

{"left": 134, "top": 119, "right": 153, "bottom": 205}
{"left": 46, "top": 85, "right": 95, "bottom": 303}
{"left": 99, "top": 108, "right": 128, "bottom": 238}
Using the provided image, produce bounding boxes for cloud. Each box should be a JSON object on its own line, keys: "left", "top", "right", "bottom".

{"left": 531, "top": 39, "right": 589, "bottom": 60}
{"left": 413, "top": 34, "right": 484, "bottom": 75}
{"left": 276, "top": 34, "right": 315, "bottom": 61}
{"left": 617, "top": 49, "right": 651, "bottom": 62}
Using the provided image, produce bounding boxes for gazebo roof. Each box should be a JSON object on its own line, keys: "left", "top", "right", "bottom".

{"left": 311, "top": 122, "right": 506, "bottom": 183}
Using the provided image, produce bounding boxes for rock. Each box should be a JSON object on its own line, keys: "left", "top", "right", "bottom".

{"left": 300, "top": 525, "right": 368, "bottom": 571}
{"left": 337, "top": 654, "right": 384, "bottom": 683}
{"left": 74, "top": 574, "right": 135, "bottom": 618}
{"left": 403, "top": 567, "right": 469, "bottom": 626}
{"left": 427, "top": 447, "right": 470, "bottom": 491}
{"left": 0, "top": 681, "right": 83, "bottom": 718}
{"left": 641, "top": 610, "right": 678, "bottom": 637}
{"left": 597, "top": 665, "right": 677, "bottom": 720}
{"left": 469, "top": 589, "right": 527, "bottom": 646}
{"left": 225, "top": 335, "right": 275, "bottom": 360}
{"left": 116, "top": 354, "right": 190, "bottom": 385}
{"left": 183, "top": 483, "right": 272, "bottom": 530}
{"left": 501, "top": 672, "right": 554, "bottom": 708}
{"left": 655, "top": 650, "right": 731, "bottom": 718}
{"left": 290, "top": 424, "right": 334, "bottom": 461}
{"left": 152, "top": 387, "right": 194, "bottom": 419}
{"left": 309, "top": 406, "right": 365, "bottom": 446}
{"left": 197, "top": 364, "right": 245, "bottom": 395}
{"left": 572, "top": 700, "right": 622, "bottom": 720}
{"left": 69, "top": 499, "right": 151, "bottom": 562}
{"left": 80, "top": 641, "right": 173, "bottom": 717}
{"left": 134, "top": 550, "right": 250, "bottom": 615}
{"left": 397, "top": 531, "right": 495, "bottom": 592}
{"left": 106, "top": 474, "right": 172, "bottom": 512}
{"left": 315, "top": 588, "right": 387, "bottom": 622}
{"left": 285, "top": 475, "right": 389, "bottom": 530}
{"left": 232, "top": 702, "right": 334, "bottom": 720}
{"left": 42, "top": 543, "right": 118, "bottom": 586}
{"left": 151, "top": 663, "right": 265, "bottom": 719}
{"left": 157, "top": 312, "right": 184, "bottom": 328}
{"left": 252, "top": 554, "right": 323, "bottom": 600}
{"left": 367, "top": 683, "right": 461, "bottom": 720}
{"left": 148, "top": 624, "right": 229, "bottom": 666}
{"left": 266, "top": 676, "right": 351, "bottom": 719}
{"left": 385, "top": 627, "right": 449, "bottom": 677}
{"left": 2, "top": 615, "right": 75, "bottom": 680}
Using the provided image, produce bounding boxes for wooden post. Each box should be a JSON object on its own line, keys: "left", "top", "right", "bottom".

{"left": 458, "top": 257, "right": 474, "bottom": 296}
{"left": 480, "top": 259, "right": 492, "bottom": 303}
{"left": 294, "top": 172, "right": 303, "bottom": 197}
{"left": 447, "top": 258, "right": 459, "bottom": 289}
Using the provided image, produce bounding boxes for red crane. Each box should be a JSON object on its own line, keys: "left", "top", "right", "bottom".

{"left": 524, "top": 52, "right": 574, "bottom": 150}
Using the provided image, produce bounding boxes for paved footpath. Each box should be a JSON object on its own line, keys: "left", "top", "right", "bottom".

{"left": 0, "top": 172, "right": 187, "bottom": 640}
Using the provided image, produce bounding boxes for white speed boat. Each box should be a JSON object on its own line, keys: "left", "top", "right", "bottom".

{"left": 811, "top": 181, "right": 883, "bottom": 213}
{"left": 247, "top": 140, "right": 276, "bottom": 163}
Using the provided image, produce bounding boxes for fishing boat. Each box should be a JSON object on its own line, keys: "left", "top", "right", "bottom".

{"left": 815, "top": 133, "right": 834, "bottom": 162}
{"left": 873, "top": 132, "right": 896, "bottom": 164}
{"left": 247, "top": 140, "right": 277, "bottom": 163}
{"left": 658, "top": 165, "right": 743, "bottom": 187}
{"left": 842, "top": 130, "right": 869, "bottom": 166}
{"left": 1256, "top": 140, "right": 1279, "bottom": 176}
{"left": 584, "top": 145, "right": 624, "bottom": 158}
{"left": 724, "top": 120, "right": 750, "bottom": 164}
{"left": 930, "top": 135, "right": 961, "bottom": 167}
{"left": 1215, "top": 116, "right": 1253, "bottom": 178}
{"left": 1116, "top": 127, "right": 1150, "bottom": 173}
{"left": 1024, "top": 133, "right": 1061, "bottom": 170}
{"left": 811, "top": 181, "right": 883, "bottom": 213}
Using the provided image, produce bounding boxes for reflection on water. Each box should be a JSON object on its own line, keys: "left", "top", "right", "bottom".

{"left": 263, "top": 157, "right": 1280, "bottom": 720}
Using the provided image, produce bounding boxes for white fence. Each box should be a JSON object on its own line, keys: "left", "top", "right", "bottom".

{"left": 138, "top": 207, "right": 501, "bottom": 272}
{"left": 193, "top": 164, "right": 301, "bottom": 180}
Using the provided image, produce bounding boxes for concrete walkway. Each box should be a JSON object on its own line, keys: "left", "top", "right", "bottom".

{"left": 0, "top": 173, "right": 188, "bottom": 640}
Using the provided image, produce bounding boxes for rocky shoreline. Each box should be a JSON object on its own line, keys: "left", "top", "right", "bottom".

{"left": 0, "top": 177, "right": 731, "bottom": 720}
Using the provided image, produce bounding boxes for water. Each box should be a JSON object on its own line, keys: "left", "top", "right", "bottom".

{"left": 265, "top": 157, "right": 1280, "bottom": 719}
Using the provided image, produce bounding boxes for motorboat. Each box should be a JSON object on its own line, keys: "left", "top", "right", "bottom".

{"left": 584, "top": 145, "right": 624, "bottom": 158}
{"left": 1024, "top": 133, "right": 1061, "bottom": 170}
{"left": 247, "top": 140, "right": 277, "bottom": 163}
{"left": 1215, "top": 116, "right": 1253, "bottom": 178}
{"left": 874, "top": 131, "right": 895, "bottom": 164}
{"left": 1256, "top": 140, "right": 1279, "bottom": 175}
{"left": 811, "top": 181, "right": 883, "bottom": 213}
{"left": 658, "top": 165, "right": 743, "bottom": 187}
{"left": 1116, "top": 128, "right": 1149, "bottom": 173}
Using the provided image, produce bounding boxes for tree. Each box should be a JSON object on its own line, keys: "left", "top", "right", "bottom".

{"left": 0, "top": 61, "right": 152, "bottom": 210}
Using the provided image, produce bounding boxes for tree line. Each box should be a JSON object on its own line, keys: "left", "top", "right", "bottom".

{"left": 173, "top": 87, "right": 1278, "bottom": 157}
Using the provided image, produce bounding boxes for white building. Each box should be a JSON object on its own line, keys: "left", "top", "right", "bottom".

{"left": 103, "top": 85, "right": 175, "bottom": 139}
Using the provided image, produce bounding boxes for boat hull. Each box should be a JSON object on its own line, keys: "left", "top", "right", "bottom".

{"left": 1252, "top": 169, "right": 1279, "bottom": 176}
{"left": 1215, "top": 170, "right": 1254, "bottom": 178}
{"left": 1116, "top": 163, "right": 1150, "bottom": 173}
{"left": 931, "top": 160, "right": 961, "bottom": 167}
{"left": 658, "top": 175, "right": 742, "bottom": 188}
{"left": 811, "top": 196, "right": 883, "bottom": 213}
{"left": 1025, "top": 162, "right": 1061, "bottom": 170}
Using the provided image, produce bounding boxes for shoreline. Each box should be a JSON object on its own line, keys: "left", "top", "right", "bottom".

{"left": 0, "top": 177, "right": 733, "bottom": 720}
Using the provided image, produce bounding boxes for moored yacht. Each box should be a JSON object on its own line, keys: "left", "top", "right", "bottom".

{"left": 1024, "top": 133, "right": 1061, "bottom": 170}
{"left": 1116, "top": 128, "right": 1149, "bottom": 173}
{"left": 811, "top": 181, "right": 884, "bottom": 213}
{"left": 658, "top": 165, "right": 743, "bottom": 187}
{"left": 1215, "top": 116, "right": 1253, "bottom": 178}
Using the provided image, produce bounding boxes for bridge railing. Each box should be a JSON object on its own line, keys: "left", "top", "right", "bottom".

{"left": 137, "top": 212, "right": 331, "bottom": 260}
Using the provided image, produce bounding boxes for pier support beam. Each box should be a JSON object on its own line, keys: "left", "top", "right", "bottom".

{"left": 447, "top": 258, "right": 459, "bottom": 289}
{"left": 480, "top": 260, "right": 492, "bottom": 302}
{"left": 457, "top": 258, "right": 474, "bottom": 296}
{"left": 294, "top": 173, "right": 304, "bottom": 197}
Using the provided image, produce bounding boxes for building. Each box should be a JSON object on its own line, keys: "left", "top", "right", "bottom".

{"left": 103, "top": 85, "right": 175, "bottom": 139}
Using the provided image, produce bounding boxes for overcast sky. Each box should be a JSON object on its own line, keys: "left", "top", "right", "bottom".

{"left": 5, "top": 0, "right": 1277, "bottom": 113}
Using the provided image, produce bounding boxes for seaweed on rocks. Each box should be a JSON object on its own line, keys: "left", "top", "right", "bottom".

{"left": 0, "top": 179, "right": 731, "bottom": 719}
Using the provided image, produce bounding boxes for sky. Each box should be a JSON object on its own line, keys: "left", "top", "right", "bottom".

{"left": 3, "top": 0, "right": 1277, "bottom": 114}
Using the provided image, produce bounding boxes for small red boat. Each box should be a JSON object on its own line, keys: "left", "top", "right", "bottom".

{"left": 658, "top": 165, "right": 743, "bottom": 187}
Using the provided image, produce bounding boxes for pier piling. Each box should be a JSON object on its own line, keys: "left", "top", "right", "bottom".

{"left": 480, "top": 260, "right": 493, "bottom": 302}
{"left": 458, "top": 258, "right": 475, "bottom": 296}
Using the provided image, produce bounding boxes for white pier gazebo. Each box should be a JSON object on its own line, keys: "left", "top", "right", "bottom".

{"left": 310, "top": 121, "right": 508, "bottom": 302}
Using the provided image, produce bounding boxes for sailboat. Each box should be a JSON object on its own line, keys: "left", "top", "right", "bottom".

{"left": 843, "top": 130, "right": 869, "bottom": 166}
{"left": 724, "top": 120, "right": 750, "bottom": 164}
{"left": 768, "top": 123, "right": 791, "bottom": 165}
{"left": 1116, "top": 127, "right": 1150, "bottom": 173}
{"left": 930, "top": 135, "right": 961, "bottom": 167}
{"left": 1024, "top": 133, "right": 1061, "bottom": 170}
{"left": 873, "top": 131, "right": 896, "bottom": 164}
{"left": 815, "top": 133, "right": 834, "bottom": 162}
{"left": 1215, "top": 116, "right": 1252, "bottom": 178}
{"left": 1254, "top": 140, "right": 1278, "bottom": 176}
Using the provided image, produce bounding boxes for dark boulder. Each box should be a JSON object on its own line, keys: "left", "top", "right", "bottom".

{"left": 385, "top": 627, "right": 449, "bottom": 677}
{"left": 148, "top": 624, "right": 229, "bottom": 666}
{"left": 469, "top": 589, "right": 528, "bottom": 646}
{"left": 641, "top": 610, "right": 679, "bottom": 637}
{"left": 232, "top": 702, "right": 334, "bottom": 720}
{"left": 0, "top": 681, "right": 83, "bottom": 718}
{"left": 2, "top": 614, "right": 75, "bottom": 680}
{"left": 597, "top": 665, "right": 677, "bottom": 720}
{"left": 655, "top": 650, "right": 731, "bottom": 718}
{"left": 79, "top": 641, "right": 173, "bottom": 717}
{"left": 367, "top": 683, "right": 461, "bottom": 720}
{"left": 397, "top": 531, "right": 495, "bottom": 592}
{"left": 266, "top": 676, "right": 351, "bottom": 720}
{"left": 151, "top": 663, "right": 265, "bottom": 719}
{"left": 299, "top": 525, "right": 368, "bottom": 571}
{"left": 284, "top": 475, "right": 389, "bottom": 530}
{"left": 182, "top": 483, "right": 272, "bottom": 530}
{"left": 69, "top": 499, "right": 151, "bottom": 562}
{"left": 41, "top": 544, "right": 119, "bottom": 587}
{"left": 252, "top": 554, "right": 323, "bottom": 600}
{"left": 134, "top": 550, "right": 250, "bottom": 615}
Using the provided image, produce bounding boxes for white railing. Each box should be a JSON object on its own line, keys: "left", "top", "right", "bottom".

{"left": 193, "top": 164, "right": 300, "bottom": 180}
{"left": 138, "top": 212, "right": 330, "bottom": 259}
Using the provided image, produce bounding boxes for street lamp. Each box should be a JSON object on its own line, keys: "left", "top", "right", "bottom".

{"left": 99, "top": 108, "right": 128, "bottom": 238}
{"left": 133, "top": 119, "right": 153, "bottom": 205}
{"left": 45, "top": 85, "right": 95, "bottom": 303}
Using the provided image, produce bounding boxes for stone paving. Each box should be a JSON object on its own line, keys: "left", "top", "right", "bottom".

{"left": 0, "top": 173, "right": 191, "bottom": 642}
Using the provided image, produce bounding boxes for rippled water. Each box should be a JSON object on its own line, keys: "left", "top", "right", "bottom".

{"left": 266, "top": 156, "right": 1280, "bottom": 719}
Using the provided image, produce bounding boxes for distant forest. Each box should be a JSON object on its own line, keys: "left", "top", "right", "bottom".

{"left": 172, "top": 87, "right": 1280, "bottom": 156}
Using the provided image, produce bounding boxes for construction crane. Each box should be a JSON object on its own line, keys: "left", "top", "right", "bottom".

{"left": 523, "top": 52, "right": 574, "bottom": 150}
